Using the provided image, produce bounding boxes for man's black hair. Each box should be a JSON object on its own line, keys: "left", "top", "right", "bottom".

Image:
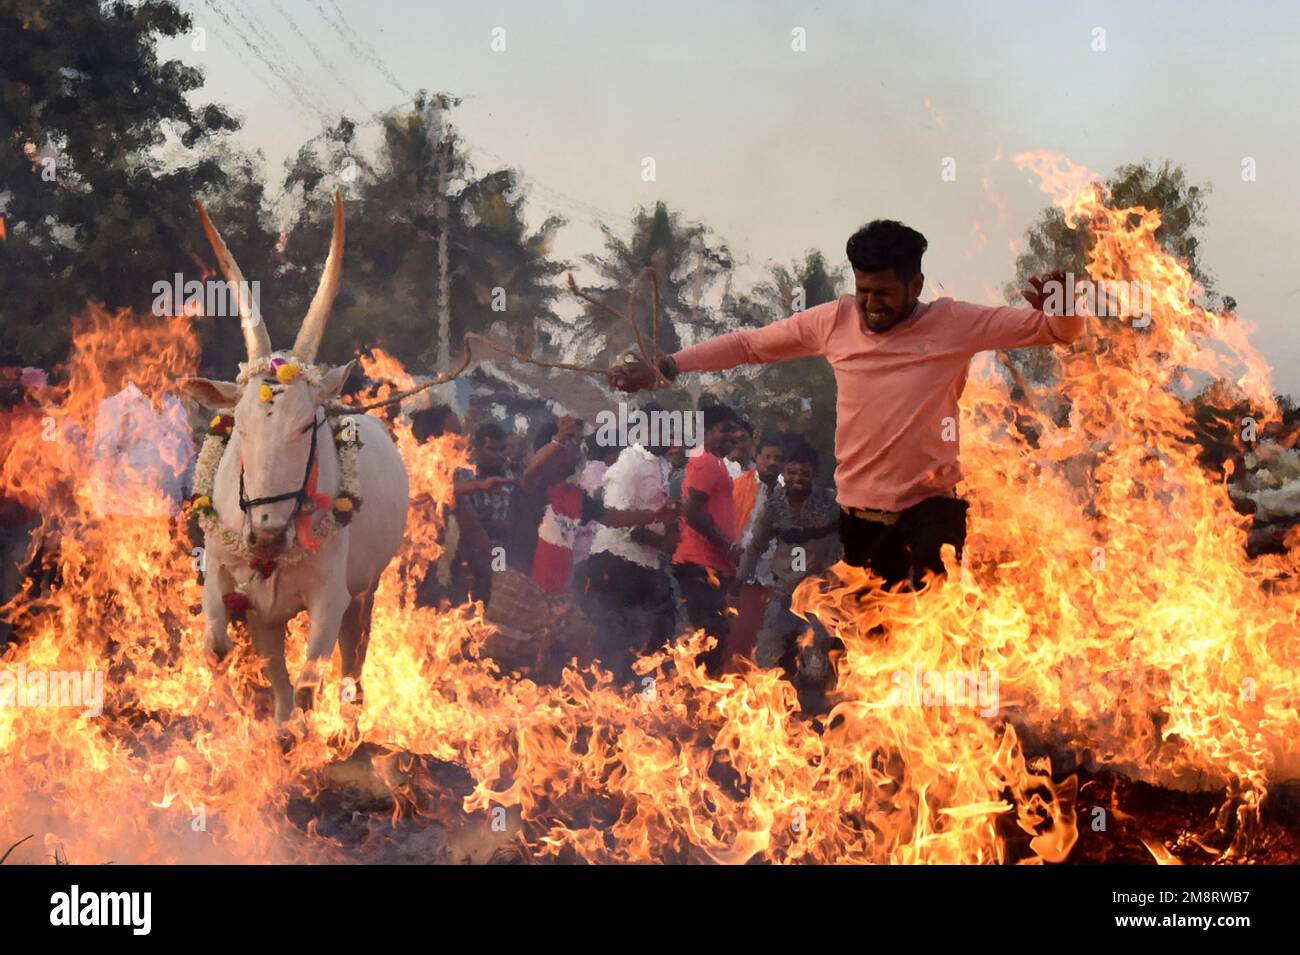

{"left": 701, "top": 403, "right": 737, "bottom": 431}
{"left": 410, "top": 404, "right": 455, "bottom": 442}
{"left": 639, "top": 401, "right": 676, "bottom": 452}
{"left": 757, "top": 431, "right": 786, "bottom": 453}
{"left": 846, "top": 220, "right": 929, "bottom": 280}
{"left": 731, "top": 418, "right": 754, "bottom": 436}
{"left": 474, "top": 421, "right": 506, "bottom": 446}
{"left": 783, "top": 437, "right": 819, "bottom": 472}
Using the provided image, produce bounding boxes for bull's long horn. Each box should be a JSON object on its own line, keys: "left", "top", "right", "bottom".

{"left": 292, "top": 192, "right": 345, "bottom": 363}
{"left": 195, "top": 200, "right": 273, "bottom": 362}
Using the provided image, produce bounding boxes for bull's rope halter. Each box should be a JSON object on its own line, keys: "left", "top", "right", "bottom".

{"left": 237, "top": 409, "right": 321, "bottom": 518}
{"left": 189, "top": 359, "right": 363, "bottom": 587}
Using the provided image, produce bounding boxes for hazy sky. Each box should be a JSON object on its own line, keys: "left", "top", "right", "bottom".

{"left": 163, "top": 0, "right": 1300, "bottom": 394}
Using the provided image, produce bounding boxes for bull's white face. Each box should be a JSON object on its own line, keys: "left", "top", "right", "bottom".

{"left": 234, "top": 371, "right": 320, "bottom": 555}
{"left": 183, "top": 358, "right": 354, "bottom": 558}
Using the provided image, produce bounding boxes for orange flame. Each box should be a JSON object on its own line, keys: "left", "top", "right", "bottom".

{"left": 1, "top": 156, "right": 1296, "bottom": 864}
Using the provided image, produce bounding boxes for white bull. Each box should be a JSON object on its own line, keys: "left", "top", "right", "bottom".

{"left": 182, "top": 195, "right": 409, "bottom": 723}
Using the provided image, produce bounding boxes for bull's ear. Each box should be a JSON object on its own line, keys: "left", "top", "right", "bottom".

{"left": 314, "top": 359, "right": 357, "bottom": 402}
{"left": 180, "top": 377, "right": 241, "bottom": 410}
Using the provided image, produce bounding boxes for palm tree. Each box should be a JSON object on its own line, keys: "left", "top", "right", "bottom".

{"left": 278, "top": 94, "right": 565, "bottom": 373}
{"left": 573, "top": 202, "right": 733, "bottom": 368}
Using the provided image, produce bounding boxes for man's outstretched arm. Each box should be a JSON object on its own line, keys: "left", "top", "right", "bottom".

{"left": 957, "top": 272, "right": 1088, "bottom": 353}
{"left": 607, "top": 299, "right": 837, "bottom": 392}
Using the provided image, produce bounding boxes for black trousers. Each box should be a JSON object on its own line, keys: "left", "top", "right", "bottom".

{"left": 584, "top": 551, "right": 676, "bottom": 677}
{"left": 840, "top": 495, "right": 970, "bottom": 589}
{"left": 672, "top": 561, "right": 731, "bottom": 674}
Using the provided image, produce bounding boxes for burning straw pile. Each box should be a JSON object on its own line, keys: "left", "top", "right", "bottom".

{"left": 0, "top": 155, "right": 1297, "bottom": 864}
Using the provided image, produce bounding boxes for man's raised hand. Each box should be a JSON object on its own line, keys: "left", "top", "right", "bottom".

{"left": 1021, "top": 271, "right": 1070, "bottom": 314}
{"left": 555, "top": 413, "right": 581, "bottom": 443}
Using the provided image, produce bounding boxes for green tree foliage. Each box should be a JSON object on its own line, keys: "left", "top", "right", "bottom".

{"left": 1005, "top": 159, "right": 1296, "bottom": 474}
{"left": 276, "top": 94, "right": 565, "bottom": 372}
{"left": 1004, "top": 159, "right": 1221, "bottom": 386}
{"left": 573, "top": 201, "right": 734, "bottom": 368}
{"left": 0, "top": 0, "right": 253, "bottom": 369}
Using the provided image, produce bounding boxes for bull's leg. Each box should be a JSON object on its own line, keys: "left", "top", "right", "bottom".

{"left": 293, "top": 589, "right": 350, "bottom": 713}
{"left": 338, "top": 588, "right": 375, "bottom": 702}
{"left": 248, "top": 620, "right": 293, "bottom": 724}
{"left": 201, "top": 563, "right": 235, "bottom": 663}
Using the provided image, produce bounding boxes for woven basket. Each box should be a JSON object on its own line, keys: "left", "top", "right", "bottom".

{"left": 484, "top": 569, "right": 598, "bottom": 674}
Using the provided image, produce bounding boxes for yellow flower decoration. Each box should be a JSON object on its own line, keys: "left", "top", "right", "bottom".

{"left": 334, "top": 497, "right": 354, "bottom": 513}
{"left": 209, "top": 415, "right": 223, "bottom": 430}
{"left": 276, "top": 363, "right": 300, "bottom": 384}
{"left": 259, "top": 383, "right": 274, "bottom": 402}
{"left": 193, "top": 495, "right": 212, "bottom": 510}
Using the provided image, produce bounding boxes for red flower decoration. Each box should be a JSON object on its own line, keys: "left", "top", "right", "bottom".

{"left": 221, "top": 591, "right": 250, "bottom": 622}
{"left": 210, "top": 414, "right": 235, "bottom": 438}
{"left": 250, "top": 557, "right": 278, "bottom": 579}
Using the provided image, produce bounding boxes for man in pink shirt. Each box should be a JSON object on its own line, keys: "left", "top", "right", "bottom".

{"left": 610, "top": 220, "right": 1084, "bottom": 590}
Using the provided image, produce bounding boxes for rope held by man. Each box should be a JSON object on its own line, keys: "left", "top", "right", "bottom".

{"left": 343, "top": 268, "right": 672, "bottom": 414}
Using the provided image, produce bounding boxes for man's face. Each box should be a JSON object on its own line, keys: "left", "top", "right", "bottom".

{"left": 728, "top": 428, "right": 753, "bottom": 464}
{"left": 506, "top": 432, "right": 527, "bottom": 466}
{"left": 854, "top": 268, "right": 923, "bottom": 333}
{"left": 704, "top": 422, "right": 735, "bottom": 457}
{"left": 783, "top": 461, "right": 813, "bottom": 495}
{"left": 756, "top": 443, "right": 783, "bottom": 483}
{"left": 666, "top": 444, "right": 687, "bottom": 468}
{"left": 475, "top": 436, "right": 507, "bottom": 475}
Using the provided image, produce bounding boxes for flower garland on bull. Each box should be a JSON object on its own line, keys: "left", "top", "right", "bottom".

{"left": 187, "top": 356, "right": 364, "bottom": 617}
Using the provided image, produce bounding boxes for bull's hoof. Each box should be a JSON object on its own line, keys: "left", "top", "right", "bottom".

{"left": 294, "top": 685, "right": 316, "bottom": 713}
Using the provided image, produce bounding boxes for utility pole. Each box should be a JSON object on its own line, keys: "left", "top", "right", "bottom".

{"left": 434, "top": 134, "right": 451, "bottom": 375}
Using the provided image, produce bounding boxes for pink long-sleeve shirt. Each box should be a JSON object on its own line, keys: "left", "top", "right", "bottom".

{"left": 672, "top": 296, "right": 1085, "bottom": 512}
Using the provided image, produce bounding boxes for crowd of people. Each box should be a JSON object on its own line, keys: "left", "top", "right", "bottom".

{"left": 1, "top": 356, "right": 843, "bottom": 711}
{"left": 409, "top": 398, "right": 843, "bottom": 711}
{"left": 0, "top": 220, "right": 1120, "bottom": 715}
{"left": 398, "top": 213, "right": 1090, "bottom": 716}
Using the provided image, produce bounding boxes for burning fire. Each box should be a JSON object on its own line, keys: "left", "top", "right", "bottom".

{"left": 0, "top": 156, "right": 1296, "bottom": 864}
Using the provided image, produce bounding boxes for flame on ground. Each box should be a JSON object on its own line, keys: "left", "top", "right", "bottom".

{"left": 1, "top": 157, "right": 1296, "bottom": 864}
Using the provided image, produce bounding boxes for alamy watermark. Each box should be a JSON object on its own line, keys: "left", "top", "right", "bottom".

{"left": 593, "top": 403, "right": 702, "bottom": 448}
{"left": 0, "top": 665, "right": 105, "bottom": 717}
{"left": 1041, "top": 273, "right": 1151, "bottom": 326}
{"left": 888, "top": 666, "right": 1000, "bottom": 717}
{"left": 49, "top": 885, "right": 151, "bottom": 935}
{"left": 152, "top": 273, "right": 261, "bottom": 325}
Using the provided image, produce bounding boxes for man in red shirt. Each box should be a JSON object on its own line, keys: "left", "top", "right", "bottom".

{"left": 672, "top": 403, "right": 740, "bottom": 674}
{"left": 610, "top": 220, "right": 1084, "bottom": 590}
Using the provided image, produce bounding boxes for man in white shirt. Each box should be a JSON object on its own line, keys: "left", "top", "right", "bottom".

{"left": 584, "top": 425, "right": 678, "bottom": 680}
{"left": 573, "top": 432, "right": 619, "bottom": 577}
